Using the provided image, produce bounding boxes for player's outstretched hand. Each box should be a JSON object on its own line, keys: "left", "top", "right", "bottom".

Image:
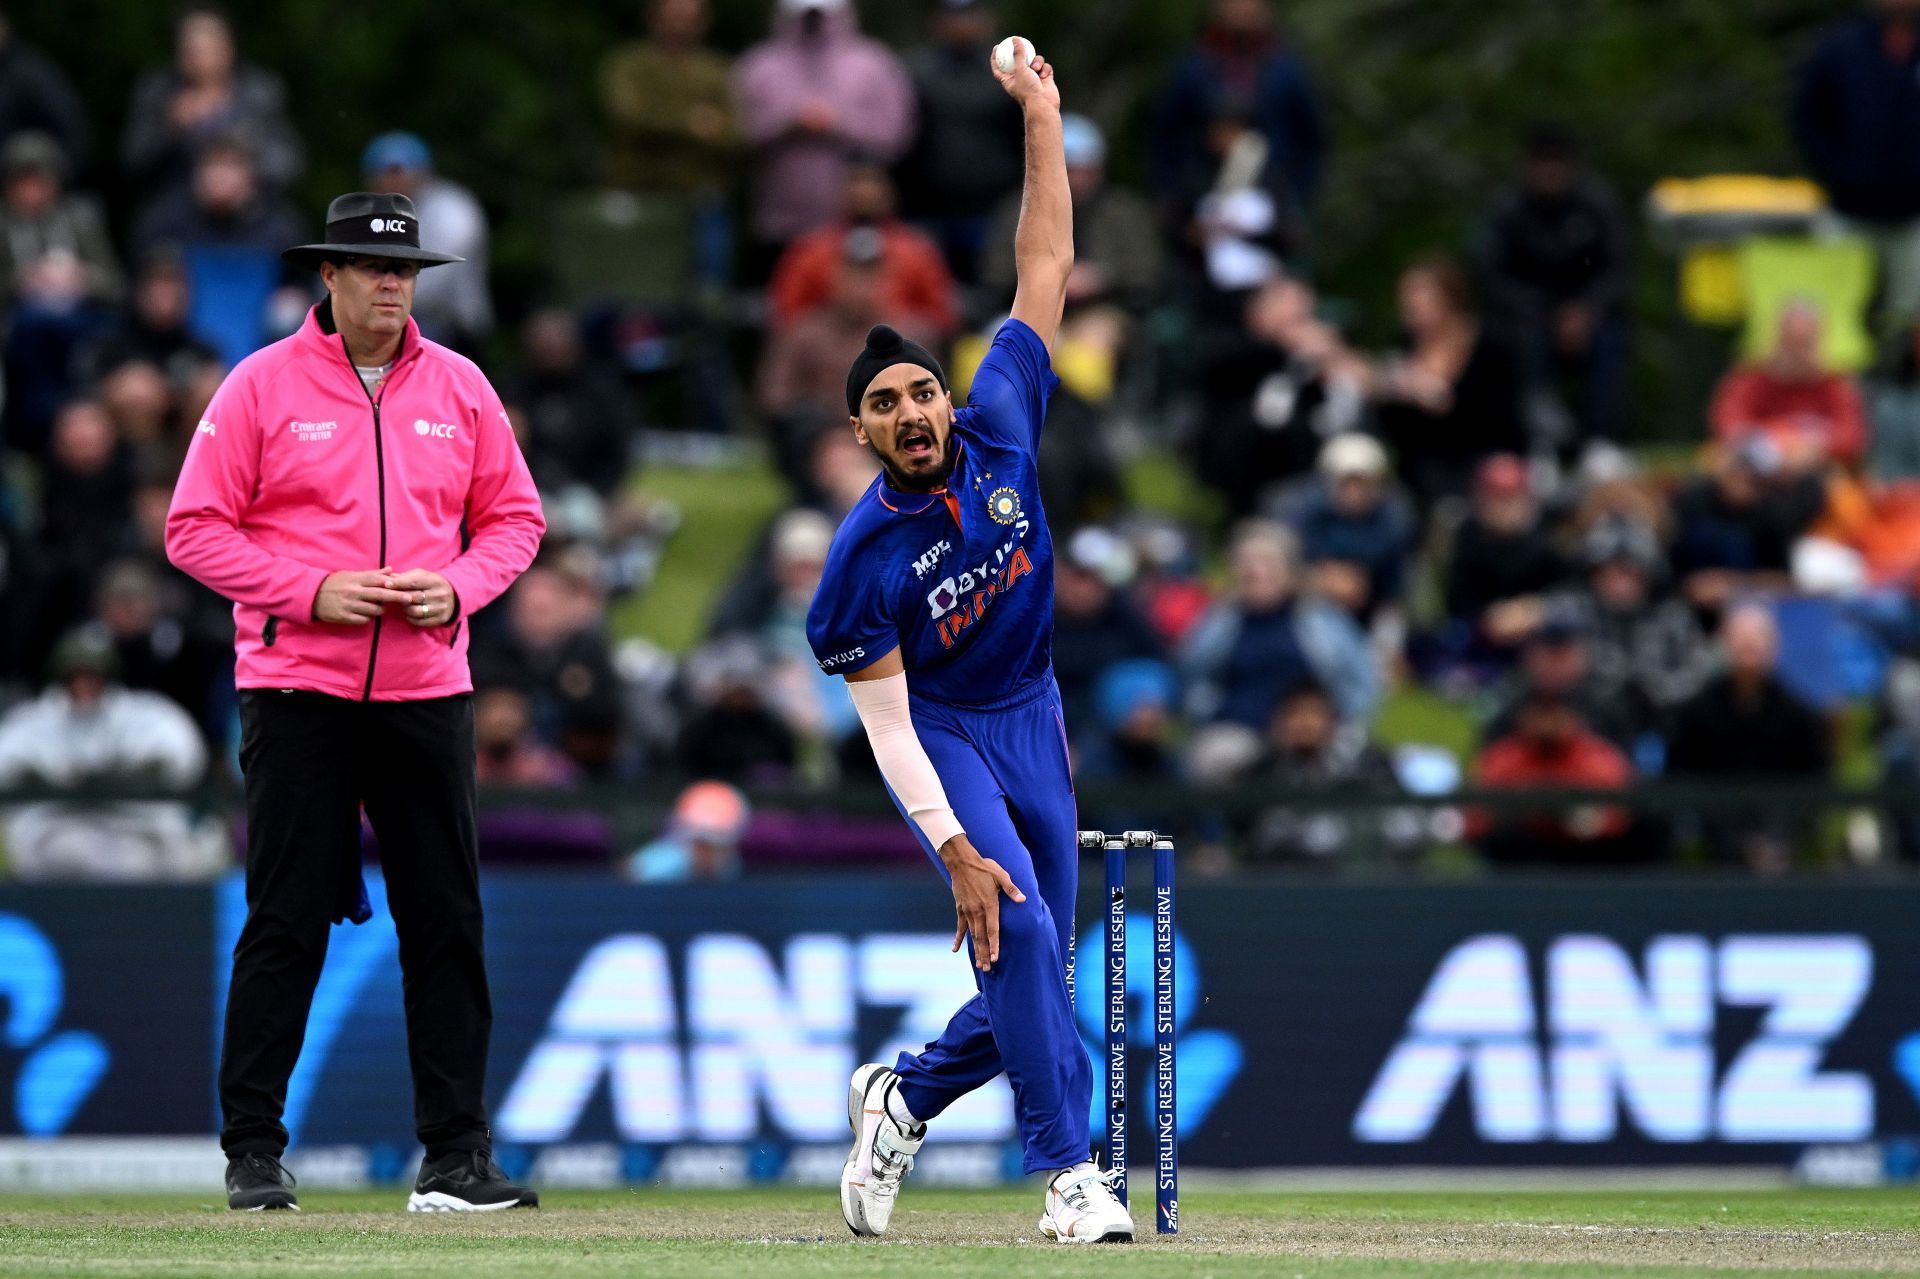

{"left": 939, "top": 834, "right": 1028, "bottom": 972}
{"left": 989, "top": 38, "right": 1059, "bottom": 111}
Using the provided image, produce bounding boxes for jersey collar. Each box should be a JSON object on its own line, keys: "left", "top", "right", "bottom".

{"left": 873, "top": 440, "right": 966, "bottom": 530}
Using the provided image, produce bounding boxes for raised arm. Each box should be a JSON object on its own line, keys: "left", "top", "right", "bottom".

{"left": 992, "top": 39, "right": 1072, "bottom": 353}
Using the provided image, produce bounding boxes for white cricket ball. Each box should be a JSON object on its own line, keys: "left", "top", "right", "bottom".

{"left": 993, "top": 36, "right": 1030, "bottom": 75}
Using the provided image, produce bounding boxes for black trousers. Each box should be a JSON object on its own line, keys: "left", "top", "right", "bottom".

{"left": 219, "top": 690, "right": 491, "bottom": 1158}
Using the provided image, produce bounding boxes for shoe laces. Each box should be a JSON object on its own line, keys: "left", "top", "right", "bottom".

{"left": 869, "top": 1130, "right": 916, "bottom": 1196}
{"left": 1056, "top": 1165, "right": 1121, "bottom": 1211}
{"left": 240, "top": 1153, "right": 295, "bottom": 1189}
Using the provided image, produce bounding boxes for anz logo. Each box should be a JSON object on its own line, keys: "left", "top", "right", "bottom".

{"left": 1355, "top": 933, "right": 1877, "bottom": 1145}
{"left": 0, "top": 914, "right": 109, "bottom": 1135}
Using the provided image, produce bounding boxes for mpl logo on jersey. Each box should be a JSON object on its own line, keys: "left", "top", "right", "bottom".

{"left": 1353, "top": 933, "right": 1877, "bottom": 1145}
{"left": 910, "top": 538, "right": 952, "bottom": 580}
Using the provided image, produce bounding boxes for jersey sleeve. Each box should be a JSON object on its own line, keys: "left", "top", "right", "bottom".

{"left": 961, "top": 317, "right": 1061, "bottom": 453}
{"left": 806, "top": 539, "right": 898, "bottom": 676}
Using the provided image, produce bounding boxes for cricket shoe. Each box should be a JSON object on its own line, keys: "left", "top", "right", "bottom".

{"left": 1038, "top": 1161, "right": 1134, "bottom": 1243}
{"left": 407, "top": 1149, "right": 539, "bottom": 1211}
{"left": 841, "top": 1062, "right": 926, "bottom": 1236}
{"left": 226, "top": 1153, "right": 298, "bottom": 1211}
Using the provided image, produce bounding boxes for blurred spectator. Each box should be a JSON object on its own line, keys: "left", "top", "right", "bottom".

{"left": 1153, "top": 0, "right": 1325, "bottom": 287}
{"left": 1051, "top": 527, "right": 1165, "bottom": 741}
{"left": 122, "top": 6, "right": 303, "bottom": 204}
{"left": 601, "top": 0, "right": 739, "bottom": 196}
{"left": 768, "top": 163, "right": 956, "bottom": 336}
{"left": 474, "top": 686, "right": 581, "bottom": 787}
{"left": 0, "top": 11, "right": 87, "bottom": 173}
{"left": 1481, "top": 612, "right": 1636, "bottom": 751}
{"left": 983, "top": 114, "right": 1164, "bottom": 317}
{"left": 0, "top": 137, "right": 119, "bottom": 457}
{"left": 1867, "top": 318, "right": 1920, "bottom": 479}
{"left": 759, "top": 227, "right": 939, "bottom": 484}
{"left": 1670, "top": 440, "right": 1824, "bottom": 619}
{"left": 627, "top": 780, "right": 749, "bottom": 881}
{"left": 95, "top": 359, "right": 179, "bottom": 463}
{"left": 1477, "top": 124, "right": 1627, "bottom": 451}
{"left": 707, "top": 426, "right": 879, "bottom": 638}
{"left": 1284, "top": 433, "right": 1416, "bottom": 626}
{"left": 129, "top": 136, "right": 305, "bottom": 368}
{"left": 1195, "top": 274, "right": 1364, "bottom": 517}
{"left": 1550, "top": 518, "right": 1711, "bottom": 757}
{"left": 898, "top": 0, "right": 1023, "bottom": 284}
{"left": 677, "top": 636, "right": 797, "bottom": 784}
{"left": 504, "top": 308, "right": 638, "bottom": 501}
{"left": 471, "top": 561, "right": 627, "bottom": 778}
{"left": 125, "top": 461, "right": 233, "bottom": 646}
{"left": 1439, "top": 454, "right": 1568, "bottom": 676}
{"left": 0, "top": 131, "right": 120, "bottom": 308}
{"left": 1034, "top": 383, "right": 1125, "bottom": 532}
{"left": 86, "top": 558, "right": 230, "bottom": 748}
{"left": 1792, "top": 0, "right": 1920, "bottom": 332}
{"left": 361, "top": 132, "right": 493, "bottom": 350}
{"left": 0, "top": 628, "right": 214, "bottom": 881}
{"left": 1246, "top": 679, "right": 1419, "bottom": 867}
{"left": 36, "top": 399, "right": 133, "bottom": 640}
{"left": 1709, "top": 301, "right": 1866, "bottom": 466}
{"left": 748, "top": 508, "right": 859, "bottom": 761}
{"left": 1181, "top": 519, "right": 1378, "bottom": 730}
{"left": 1369, "top": 255, "right": 1528, "bottom": 513}
{"left": 1467, "top": 690, "right": 1637, "bottom": 867}
{"left": 130, "top": 135, "right": 302, "bottom": 261}
{"left": 1077, "top": 658, "right": 1181, "bottom": 783}
{"left": 734, "top": 0, "right": 915, "bottom": 270}
{"left": 1667, "top": 605, "right": 1833, "bottom": 873}
{"left": 1128, "top": 518, "right": 1215, "bottom": 649}
{"left": 78, "top": 249, "right": 222, "bottom": 391}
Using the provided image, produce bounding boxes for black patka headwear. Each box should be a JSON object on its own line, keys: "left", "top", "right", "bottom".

{"left": 845, "top": 324, "right": 947, "bottom": 416}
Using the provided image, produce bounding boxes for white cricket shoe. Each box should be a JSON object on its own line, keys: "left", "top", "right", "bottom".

{"left": 840, "top": 1062, "right": 926, "bottom": 1236}
{"left": 1038, "top": 1161, "right": 1134, "bottom": 1243}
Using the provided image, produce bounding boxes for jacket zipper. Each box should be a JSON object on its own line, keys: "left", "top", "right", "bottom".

{"left": 263, "top": 616, "right": 279, "bottom": 648}
{"left": 341, "top": 346, "right": 392, "bottom": 701}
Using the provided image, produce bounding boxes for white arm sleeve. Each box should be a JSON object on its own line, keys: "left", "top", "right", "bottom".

{"left": 845, "top": 672, "right": 965, "bottom": 851}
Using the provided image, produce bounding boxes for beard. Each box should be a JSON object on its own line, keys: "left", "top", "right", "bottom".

{"left": 872, "top": 433, "right": 958, "bottom": 493}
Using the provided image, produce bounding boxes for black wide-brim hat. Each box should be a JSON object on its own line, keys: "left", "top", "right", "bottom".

{"left": 282, "top": 191, "right": 464, "bottom": 269}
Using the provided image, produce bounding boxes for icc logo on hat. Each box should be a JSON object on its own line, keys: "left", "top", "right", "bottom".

{"left": 370, "top": 217, "right": 407, "bottom": 234}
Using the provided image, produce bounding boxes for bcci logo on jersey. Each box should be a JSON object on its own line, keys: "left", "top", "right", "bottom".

{"left": 986, "top": 487, "right": 1023, "bottom": 524}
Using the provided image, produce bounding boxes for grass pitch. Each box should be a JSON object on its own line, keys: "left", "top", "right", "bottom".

{"left": 2, "top": 1187, "right": 1918, "bottom": 1277}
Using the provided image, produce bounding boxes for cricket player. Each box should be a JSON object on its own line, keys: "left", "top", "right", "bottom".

{"left": 806, "top": 40, "right": 1129, "bottom": 1243}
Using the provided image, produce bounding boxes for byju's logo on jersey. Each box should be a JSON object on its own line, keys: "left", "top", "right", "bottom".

{"left": 911, "top": 539, "right": 952, "bottom": 580}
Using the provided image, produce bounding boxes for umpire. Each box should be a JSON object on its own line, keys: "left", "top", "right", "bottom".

{"left": 167, "top": 192, "right": 546, "bottom": 1211}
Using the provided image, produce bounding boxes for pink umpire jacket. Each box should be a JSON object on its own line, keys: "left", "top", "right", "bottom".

{"left": 166, "top": 303, "right": 546, "bottom": 701}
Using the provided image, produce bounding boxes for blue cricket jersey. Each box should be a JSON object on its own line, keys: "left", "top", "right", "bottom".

{"left": 807, "top": 318, "right": 1061, "bottom": 707}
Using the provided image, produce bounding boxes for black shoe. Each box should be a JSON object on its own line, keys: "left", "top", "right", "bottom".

{"left": 407, "top": 1149, "right": 538, "bottom": 1212}
{"left": 226, "top": 1153, "right": 298, "bottom": 1211}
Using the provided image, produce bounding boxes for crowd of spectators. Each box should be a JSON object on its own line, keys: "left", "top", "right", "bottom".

{"left": 6, "top": 0, "right": 1920, "bottom": 881}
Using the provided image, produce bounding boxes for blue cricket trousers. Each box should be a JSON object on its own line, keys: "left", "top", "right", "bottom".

{"left": 886, "top": 676, "right": 1091, "bottom": 1173}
